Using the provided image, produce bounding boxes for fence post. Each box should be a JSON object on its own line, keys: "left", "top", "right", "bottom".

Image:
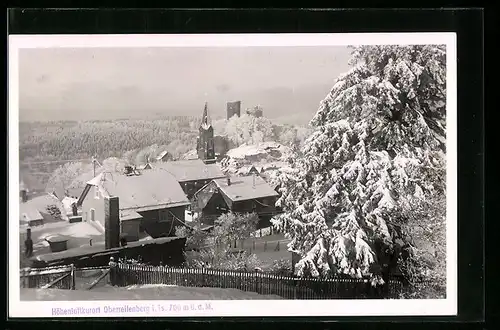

{"left": 293, "top": 279, "right": 297, "bottom": 299}
{"left": 21, "top": 268, "right": 26, "bottom": 288}
{"left": 109, "top": 257, "right": 118, "bottom": 286}
{"left": 70, "top": 264, "right": 76, "bottom": 290}
{"left": 264, "top": 241, "right": 267, "bottom": 252}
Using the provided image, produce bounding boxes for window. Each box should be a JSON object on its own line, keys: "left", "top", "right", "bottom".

{"left": 158, "top": 209, "right": 171, "bottom": 223}
{"left": 94, "top": 188, "right": 100, "bottom": 199}
{"left": 90, "top": 208, "right": 95, "bottom": 221}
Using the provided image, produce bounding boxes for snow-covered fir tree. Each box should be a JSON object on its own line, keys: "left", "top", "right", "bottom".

{"left": 272, "top": 45, "right": 447, "bottom": 286}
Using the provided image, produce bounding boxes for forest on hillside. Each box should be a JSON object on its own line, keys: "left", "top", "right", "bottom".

{"left": 19, "top": 116, "right": 200, "bottom": 162}
{"left": 19, "top": 115, "right": 311, "bottom": 189}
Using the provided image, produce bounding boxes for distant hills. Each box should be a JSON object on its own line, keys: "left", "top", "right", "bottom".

{"left": 19, "top": 82, "right": 333, "bottom": 126}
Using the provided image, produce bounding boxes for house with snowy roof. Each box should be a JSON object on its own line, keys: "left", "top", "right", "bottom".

{"left": 193, "top": 174, "right": 280, "bottom": 228}
{"left": 19, "top": 203, "right": 44, "bottom": 227}
{"left": 76, "top": 166, "right": 191, "bottom": 242}
{"left": 236, "top": 165, "right": 260, "bottom": 176}
{"left": 154, "top": 159, "right": 226, "bottom": 200}
{"left": 19, "top": 193, "right": 68, "bottom": 227}
{"left": 155, "top": 150, "right": 172, "bottom": 162}
{"left": 137, "top": 162, "right": 152, "bottom": 170}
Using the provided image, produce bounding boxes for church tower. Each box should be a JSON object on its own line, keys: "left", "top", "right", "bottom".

{"left": 197, "top": 102, "right": 216, "bottom": 164}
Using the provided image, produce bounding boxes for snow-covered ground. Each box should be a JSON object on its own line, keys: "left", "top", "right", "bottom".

{"left": 20, "top": 221, "right": 105, "bottom": 256}
{"left": 226, "top": 142, "right": 292, "bottom": 161}
{"left": 20, "top": 285, "right": 282, "bottom": 301}
{"left": 220, "top": 142, "right": 293, "bottom": 182}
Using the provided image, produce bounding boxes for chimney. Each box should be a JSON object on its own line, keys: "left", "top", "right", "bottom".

{"left": 72, "top": 203, "right": 78, "bottom": 216}
{"left": 104, "top": 196, "right": 120, "bottom": 249}
{"left": 26, "top": 227, "right": 31, "bottom": 240}
{"left": 227, "top": 176, "right": 231, "bottom": 186}
{"left": 20, "top": 189, "right": 27, "bottom": 203}
{"left": 252, "top": 173, "right": 256, "bottom": 189}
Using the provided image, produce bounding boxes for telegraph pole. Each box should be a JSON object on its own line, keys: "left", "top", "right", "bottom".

{"left": 92, "top": 155, "right": 97, "bottom": 178}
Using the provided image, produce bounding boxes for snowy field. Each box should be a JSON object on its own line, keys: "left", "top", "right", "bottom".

{"left": 20, "top": 284, "right": 282, "bottom": 301}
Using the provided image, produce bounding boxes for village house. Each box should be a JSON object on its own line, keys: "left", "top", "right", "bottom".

{"left": 76, "top": 165, "right": 191, "bottom": 242}
{"left": 154, "top": 159, "right": 226, "bottom": 200}
{"left": 193, "top": 174, "right": 280, "bottom": 228}
{"left": 137, "top": 162, "right": 152, "bottom": 170}
{"left": 236, "top": 165, "right": 261, "bottom": 177}
{"left": 19, "top": 192, "right": 68, "bottom": 227}
{"left": 19, "top": 203, "right": 44, "bottom": 227}
{"left": 155, "top": 150, "right": 172, "bottom": 162}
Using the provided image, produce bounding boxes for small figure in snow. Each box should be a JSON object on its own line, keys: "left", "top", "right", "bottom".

{"left": 108, "top": 257, "right": 118, "bottom": 286}
{"left": 24, "top": 228, "right": 33, "bottom": 258}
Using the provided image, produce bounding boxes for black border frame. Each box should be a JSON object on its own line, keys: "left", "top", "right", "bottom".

{"left": 5, "top": 7, "right": 485, "bottom": 329}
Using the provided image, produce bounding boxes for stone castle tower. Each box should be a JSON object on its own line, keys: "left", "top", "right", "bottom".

{"left": 197, "top": 102, "right": 216, "bottom": 164}
{"left": 226, "top": 101, "right": 241, "bottom": 120}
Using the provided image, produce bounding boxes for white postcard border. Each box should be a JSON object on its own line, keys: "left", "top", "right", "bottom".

{"left": 8, "top": 32, "right": 457, "bottom": 318}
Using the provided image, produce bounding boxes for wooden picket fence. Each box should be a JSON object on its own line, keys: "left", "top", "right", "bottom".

{"left": 20, "top": 262, "right": 406, "bottom": 299}
{"left": 20, "top": 265, "right": 111, "bottom": 290}
{"left": 112, "top": 263, "right": 405, "bottom": 299}
{"left": 20, "top": 265, "right": 75, "bottom": 290}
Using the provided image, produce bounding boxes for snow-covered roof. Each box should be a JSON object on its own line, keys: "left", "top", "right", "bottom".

{"left": 66, "top": 187, "right": 84, "bottom": 199}
{"left": 54, "top": 221, "right": 103, "bottom": 238}
{"left": 226, "top": 142, "right": 292, "bottom": 161}
{"left": 61, "top": 196, "right": 78, "bottom": 213}
{"left": 45, "top": 234, "right": 69, "bottom": 243}
{"left": 138, "top": 163, "right": 152, "bottom": 170}
{"left": 86, "top": 173, "right": 105, "bottom": 186}
{"left": 34, "top": 236, "right": 185, "bottom": 263}
{"left": 156, "top": 151, "right": 170, "bottom": 161}
{"left": 154, "top": 159, "right": 225, "bottom": 183}
{"left": 236, "top": 165, "right": 259, "bottom": 175}
{"left": 120, "top": 209, "right": 143, "bottom": 221}
{"left": 181, "top": 149, "right": 199, "bottom": 160}
{"left": 85, "top": 168, "right": 190, "bottom": 211}
{"left": 19, "top": 194, "right": 66, "bottom": 222}
{"left": 20, "top": 205, "right": 43, "bottom": 222}
{"left": 213, "top": 175, "right": 279, "bottom": 202}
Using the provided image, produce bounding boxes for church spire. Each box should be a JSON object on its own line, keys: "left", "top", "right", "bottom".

{"left": 197, "top": 101, "right": 215, "bottom": 163}
{"left": 201, "top": 101, "right": 211, "bottom": 128}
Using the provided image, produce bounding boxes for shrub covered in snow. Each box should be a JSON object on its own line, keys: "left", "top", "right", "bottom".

{"left": 268, "top": 258, "right": 293, "bottom": 276}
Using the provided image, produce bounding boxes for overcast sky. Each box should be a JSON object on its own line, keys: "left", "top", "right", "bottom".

{"left": 19, "top": 46, "right": 352, "bottom": 123}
